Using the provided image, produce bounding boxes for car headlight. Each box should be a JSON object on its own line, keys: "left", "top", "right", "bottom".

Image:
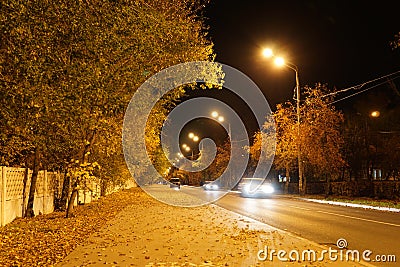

{"left": 243, "top": 184, "right": 251, "bottom": 192}
{"left": 262, "top": 184, "right": 274, "bottom": 194}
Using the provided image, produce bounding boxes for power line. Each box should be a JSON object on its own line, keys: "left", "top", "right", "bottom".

{"left": 329, "top": 78, "right": 400, "bottom": 105}
{"left": 323, "top": 70, "right": 400, "bottom": 104}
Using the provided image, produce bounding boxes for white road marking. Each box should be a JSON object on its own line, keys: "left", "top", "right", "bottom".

{"left": 314, "top": 210, "right": 400, "bottom": 228}
{"left": 280, "top": 201, "right": 400, "bottom": 227}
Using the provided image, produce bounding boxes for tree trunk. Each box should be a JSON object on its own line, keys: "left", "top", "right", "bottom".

{"left": 65, "top": 131, "right": 96, "bottom": 218}
{"left": 325, "top": 174, "right": 331, "bottom": 198}
{"left": 101, "top": 178, "right": 108, "bottom": 197}
{"left": 25, "top": 148, "right": 40, "bottom": 218}
{"left": 66, "top": 184, "right": 78, "bottom": 218}
{"left": 21, "top": 168, "right": 29, "bottom": 217}
{"left": 56, "top": 169, "right": 69, "bottom": 211}
{"left": 302, "top": 175, "right": 307, "bottom": 195}
{"left": 284, "top": 167, "right": 290, "bottom": 194}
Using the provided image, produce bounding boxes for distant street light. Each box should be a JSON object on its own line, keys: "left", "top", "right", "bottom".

{"left": 371, "top": 110, "right": 380, "bottom": 118}
{"left": 263, "top": 48, "right": 304, "bottom": 195}
{"left": 211, "top": 111, "right": 230, "bottom": 135}
{"left": 211, "top": 111, "right": 225, "bottom": 123}
{"left": 188, "top": 132, "right": 199, "bottom": 142}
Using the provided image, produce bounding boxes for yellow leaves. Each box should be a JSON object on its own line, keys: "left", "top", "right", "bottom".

{"left": 67, "top": 161, "right": 101, "bottom": 191}
{"left": 0, "top": 188, "right": 141, "bottom": 266}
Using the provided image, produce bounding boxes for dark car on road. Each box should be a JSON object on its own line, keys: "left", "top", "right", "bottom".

{"left": 169, "top": 177, "right": 181, "bottom": 189}
{"left": 238, "top": 177, "right": 274, "bottom": 198}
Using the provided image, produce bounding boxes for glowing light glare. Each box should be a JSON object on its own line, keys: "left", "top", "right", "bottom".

{"left": 262, "top": 48, "right": 273, "bottom": 58}
{"left": 182, "top": 144, "right": 187, "bottom": 148}
{"left": 274, "top": 57, "right": 285, "bottom": 67}
{"left": 193, "top": 136, "right": 199, "bottom": 142}
{"left": 185, "top": 146, "right": 190, "bottom": 152}
{"left": 371, "top": 110, "right": 380, "bottom": 118}
{"left": 211, "top": 111, "right": 225, "bottom": 123}
{"left": 188, "top": 132, "right": 194, "bottom": 139}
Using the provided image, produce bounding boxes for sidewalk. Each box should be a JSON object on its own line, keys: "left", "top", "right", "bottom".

{"left": 57, "top": 187, "right": 371, "bottom": 267}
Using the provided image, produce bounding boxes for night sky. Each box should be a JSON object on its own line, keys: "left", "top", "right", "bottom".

{"left": 180, "top": 0, "right": 400, "bottom": 148}
{"left": 202, "top": 0, "right": 400, "bottom": 107}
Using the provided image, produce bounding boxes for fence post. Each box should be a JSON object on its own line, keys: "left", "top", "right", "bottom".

{"left": 1, "top": 167, "right": 6, "bottom": 226}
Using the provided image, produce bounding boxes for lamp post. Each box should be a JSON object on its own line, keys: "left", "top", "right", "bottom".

{"left": 263, "top": 48, "right": 304, "bottom": 195}
{"left": 211, "top": 111, "right": 232, "bottom": 186}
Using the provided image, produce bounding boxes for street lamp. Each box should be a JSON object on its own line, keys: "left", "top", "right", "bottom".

{"left": 182, "top": 144, "right": 190, "bottom": 152}
{"left": 211, "top": 111, "right": 225, "bottom": 123}
{"left": 263, "top": 48, "right": 304, "bottom": 195}
{"left": 211, "top": 111, "right": 230, "bottom": 135}
{"left": 188, "top": 132, "right": 199, "bottom": 142}
{"left": 370, "top": 110, "right": 380, "bottom": 118}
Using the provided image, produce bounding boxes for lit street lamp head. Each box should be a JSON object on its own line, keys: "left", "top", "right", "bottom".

{"left": 262, "top": 48, "right": 273, "bottom": 58}
{"left": 371, "top": 110, "right": 380, "bottom": 118}
{"left": 274, "top": 57, "right": 285, "bottom": 67}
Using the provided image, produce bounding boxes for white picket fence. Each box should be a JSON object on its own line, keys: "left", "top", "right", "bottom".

{"left": 0, "top": 166, "right": 100, "bottom": 226}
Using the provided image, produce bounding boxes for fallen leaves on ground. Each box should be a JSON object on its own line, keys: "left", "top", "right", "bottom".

{"left": 0, "top": 188, "right": 141, "bottom": 267}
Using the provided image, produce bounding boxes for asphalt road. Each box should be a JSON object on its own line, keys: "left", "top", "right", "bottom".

{"left": 176, "top": 186, "right": 399, "bottom": 266}
{"left": 216, "top": 192, "right": 400, "bottom": 266}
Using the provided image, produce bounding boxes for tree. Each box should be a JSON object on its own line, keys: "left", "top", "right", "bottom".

{"left": 390, "top": 32, "right": 400, "bottom": 49}
{"left": 300, "top": 84, "right": 346, "bottom": 194}
{"left": 249, "top": 83, "right": 345, "bottom": 194}
{"left": 249, "top": 104, "right": 297, "bottom": 193}
{"left": 1, "top": 0, "right": 219, "bottom": 217}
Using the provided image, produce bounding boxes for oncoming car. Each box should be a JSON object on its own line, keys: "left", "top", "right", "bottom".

{"left": 169, "top": 177, "right": 181, "bottom": 189}
{"left": 238, "top": 177, "right": 274, "bottom": 198}
{"left": 203, "top": 180, "right": 219, "bottom": 191}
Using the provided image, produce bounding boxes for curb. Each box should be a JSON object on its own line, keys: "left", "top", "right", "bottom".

{"left": 300, "top": 198, "right": 400, "bottom": 213}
